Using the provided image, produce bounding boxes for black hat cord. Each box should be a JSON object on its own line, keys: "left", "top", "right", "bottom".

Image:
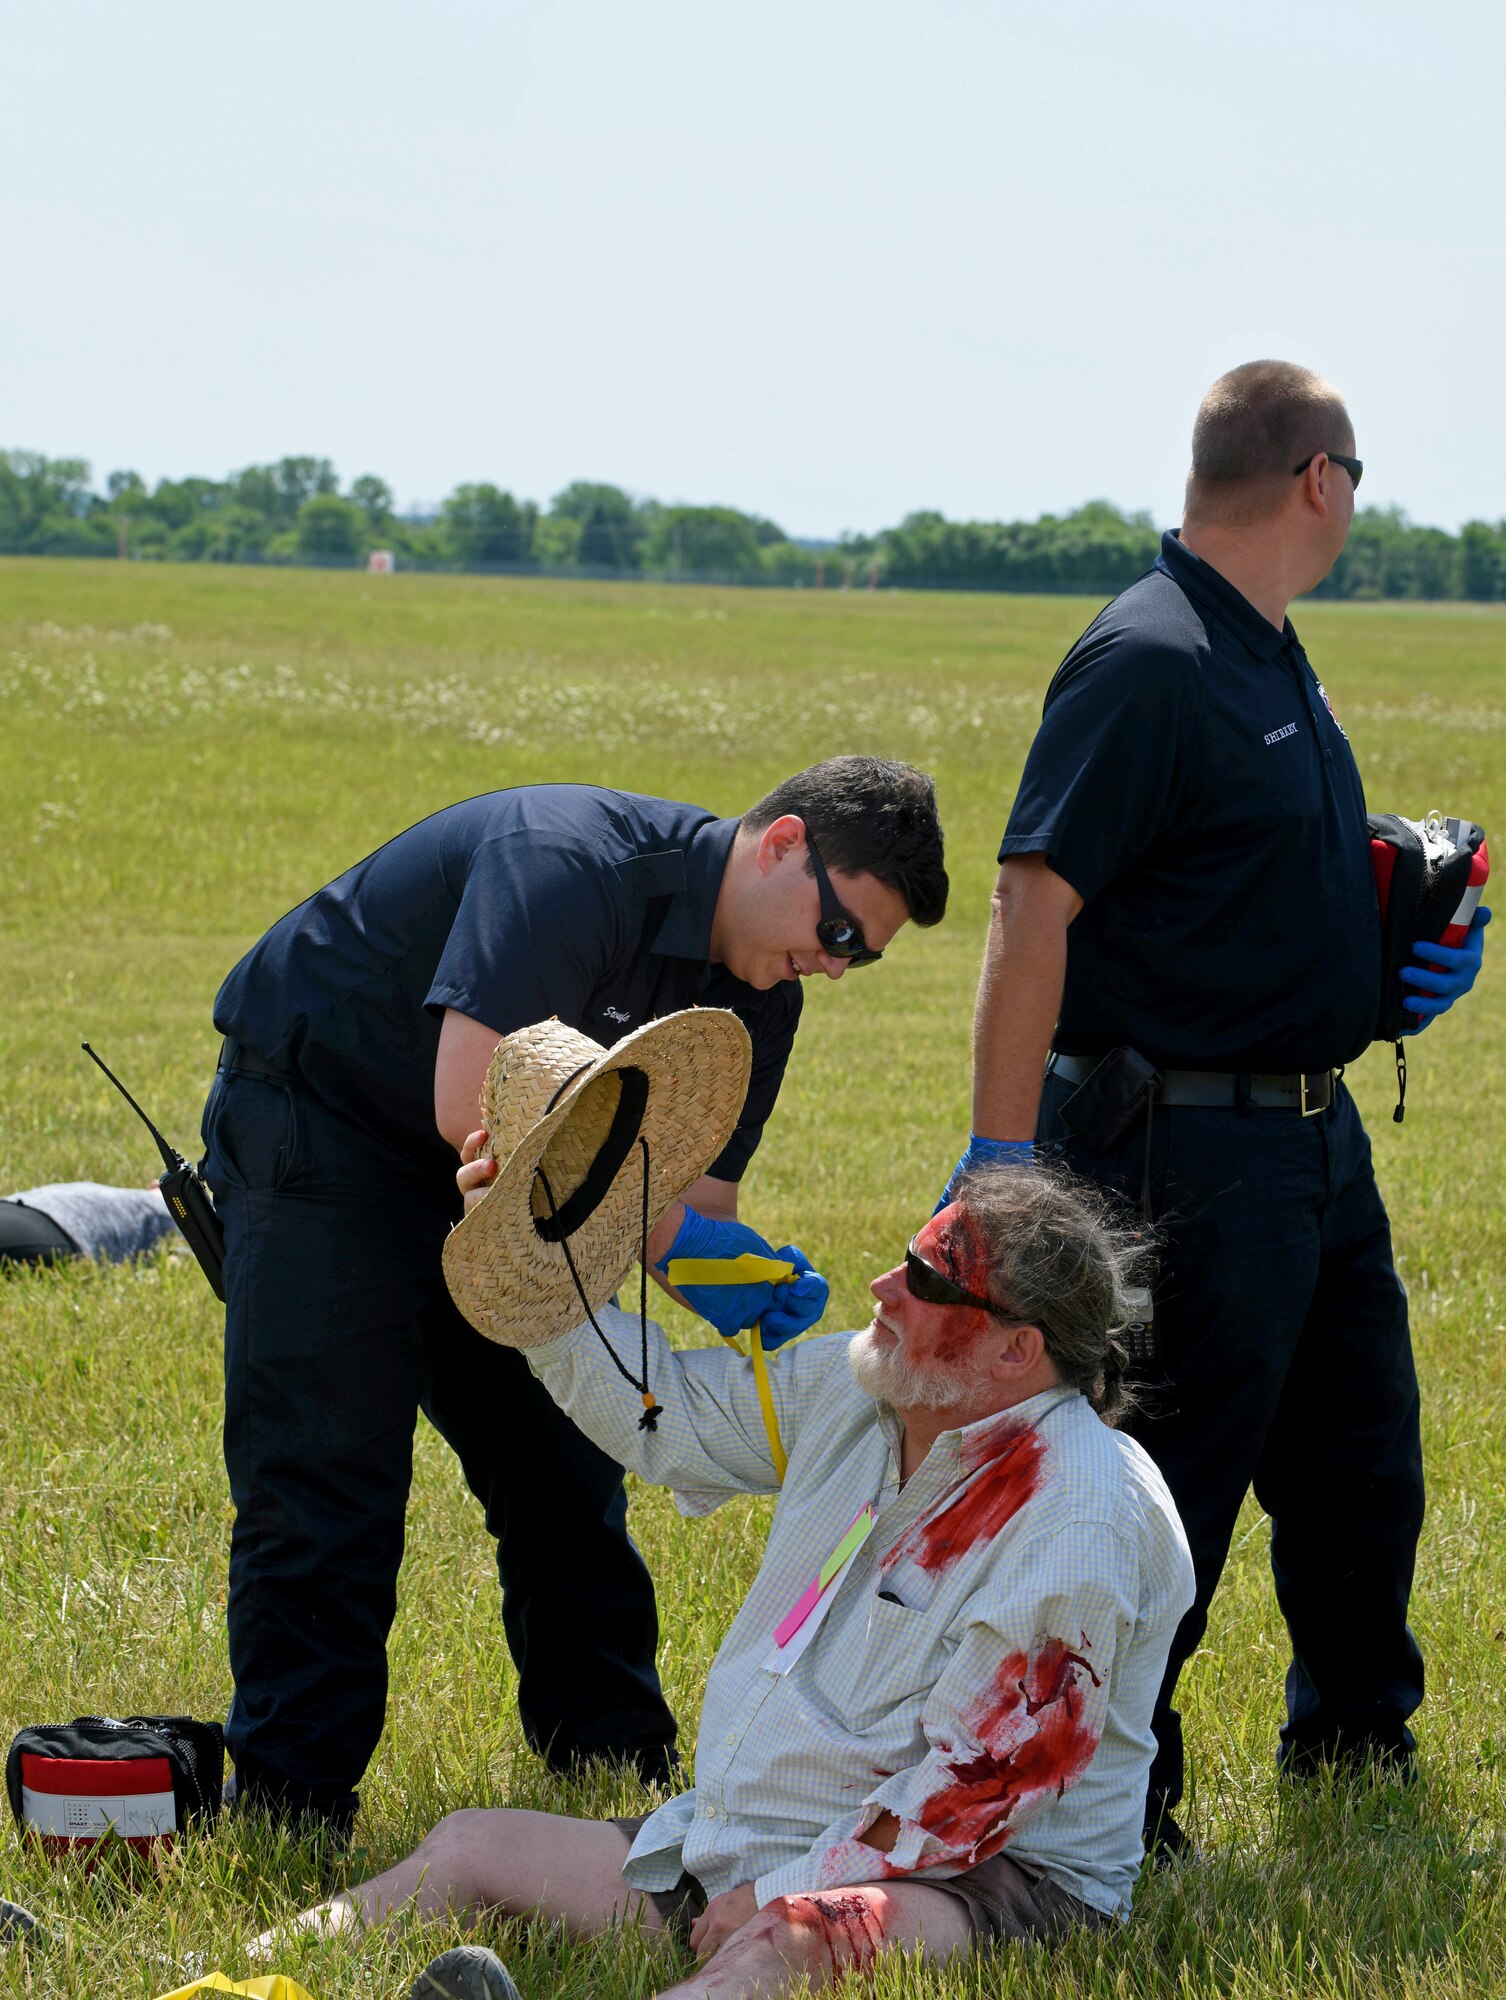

{"left": 535, "top": 1137, "right": 661, "bottom": 1432}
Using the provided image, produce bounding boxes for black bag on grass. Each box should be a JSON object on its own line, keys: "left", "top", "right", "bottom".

{"left": 5, "top": 1714, "right": 223, "bottom": 1857}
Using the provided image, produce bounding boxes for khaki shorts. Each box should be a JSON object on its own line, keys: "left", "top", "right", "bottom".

{"left": 612, "top": 1815, "right": 1109, "bottom": 1948}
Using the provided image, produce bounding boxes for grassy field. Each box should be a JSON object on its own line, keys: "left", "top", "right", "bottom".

{"left": 1, "top": 557, "right": 1503, "bottom": 1998}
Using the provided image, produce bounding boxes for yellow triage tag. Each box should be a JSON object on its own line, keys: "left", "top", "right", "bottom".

{"left": 666, "top": 1252, "right": 797, "bottom": 1481}
{"left": 153, "top": 1976, "right": 317, "bottom": 2000}
{"left": 666, "top": 1253, "right": 796, "bottom": 1288}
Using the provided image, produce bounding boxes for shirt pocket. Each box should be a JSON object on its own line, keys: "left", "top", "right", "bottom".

{"left": 809, "top": 1587, "right": 942, "bottom": 1734}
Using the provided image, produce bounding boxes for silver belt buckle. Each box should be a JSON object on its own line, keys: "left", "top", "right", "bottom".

{"left": 1299, "top": 1071, "right": 1324, "bottom": 1118}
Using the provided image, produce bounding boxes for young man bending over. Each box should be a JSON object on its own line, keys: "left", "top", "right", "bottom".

{"left": 278, "top": 1165, "right": 1192, "bottom": 1999}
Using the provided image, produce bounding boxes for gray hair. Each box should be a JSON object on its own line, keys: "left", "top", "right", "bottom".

{"left": 950, "top": 1162, "right": 1149, "bottom": 1425}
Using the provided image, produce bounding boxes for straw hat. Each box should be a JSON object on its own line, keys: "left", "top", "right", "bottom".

{"left": 442, "top": 1008, "right": 753, "bottom": 1350}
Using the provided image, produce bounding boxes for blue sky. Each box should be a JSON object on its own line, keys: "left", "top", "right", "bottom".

{"left": 5, "top": 1, "right": 1500, "bottom": 536}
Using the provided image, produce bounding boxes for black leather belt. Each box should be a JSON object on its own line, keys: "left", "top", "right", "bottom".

{"left": 1047, "top": 1050, "right": 1336, "bottom": 1117}
{"left": 218, "top": 1038, "right": 295, "bottom": 1084}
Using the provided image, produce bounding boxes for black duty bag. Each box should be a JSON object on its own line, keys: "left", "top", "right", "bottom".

{"left": 5, "top": 1715, "right": 223, "bottom": 1857}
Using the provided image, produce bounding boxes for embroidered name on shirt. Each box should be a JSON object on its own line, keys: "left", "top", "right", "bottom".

{"left": 1263, "top": 722, "right": 1299, "bottom": 746}
{"left": 602, "top": 1006, "right": 632, "bottom": 1023}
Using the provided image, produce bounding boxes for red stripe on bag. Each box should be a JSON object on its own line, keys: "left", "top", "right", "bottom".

{"left": 1441, "top": 841, "right": 1490, "bottom": 947}
{"left": 34, "top": 1832, "right": 174, "bottom": 1859}
{"left": 20, "top": 1753, "right": 174, "bottom": 1797}
{"left": 1370, "top": 837, "right": 1398, "bottom": 914}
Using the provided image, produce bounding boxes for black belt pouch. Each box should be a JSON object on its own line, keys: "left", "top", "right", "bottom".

{"left": 1057, "top": 1048, "right": 1162, "bottom": 1152}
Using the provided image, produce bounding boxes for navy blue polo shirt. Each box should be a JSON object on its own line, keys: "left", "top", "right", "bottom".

{"left": 1001, "top": 532, "right": 1380, "bottom": 1072}
{"left": 215, "top": 786, "right": 802, "bottom": 1180}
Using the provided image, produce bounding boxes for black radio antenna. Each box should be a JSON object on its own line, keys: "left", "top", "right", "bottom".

{"left": 81, "top": 1041, "right": 184, "bottom": 1173}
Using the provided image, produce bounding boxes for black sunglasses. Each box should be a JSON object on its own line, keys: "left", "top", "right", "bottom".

{"left": 805, "top": 831, "right": 882, "bottom": 966}
{"left": 1294, "top": 450, "right": 1363, "bottom": 490}
{"left": 904, "top": 1239, "right": 1045, "bottom": 1336}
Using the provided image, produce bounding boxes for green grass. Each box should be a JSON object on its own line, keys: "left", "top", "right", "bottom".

{"left": 1, "top": 557, "right": 1503, "bottom": 1997}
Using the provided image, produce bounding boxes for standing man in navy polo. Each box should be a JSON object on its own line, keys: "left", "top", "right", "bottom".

{"left": 946, "top": 362, "right": 1489, "bottom": 1854}
{"left": 205, "top": 756, "right": 948, "bottom": 1833}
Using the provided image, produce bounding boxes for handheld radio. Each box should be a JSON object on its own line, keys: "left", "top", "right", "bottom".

{"left": 81, "top": 1043, "right": 226, "bottom": 1300}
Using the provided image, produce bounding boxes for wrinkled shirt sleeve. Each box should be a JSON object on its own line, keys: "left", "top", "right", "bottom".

{"left": 752, "top": 1529, "right": 1132, "bottom": 1904}
{"left": 425, "top": 832, "right": 625, "bottom": 1032}
{"left": 528, "top": 1313, "right": 848, "bottom": 1498}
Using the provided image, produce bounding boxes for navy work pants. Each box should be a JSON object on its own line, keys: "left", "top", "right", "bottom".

{"left": 202, "top": 1067, "right": 676, "bottom": 1827}
{"left": 1039, "top": 1073, "right": 1425, "bottom": 1820}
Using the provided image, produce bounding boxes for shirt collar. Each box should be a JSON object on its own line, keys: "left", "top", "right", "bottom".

{"left": 651, "top": 815, "right": 740, "bottom": 962}
{"left": 1156, "top": 529, "right": 1295, "bottom": 664}
{"left": 890, "top": 1382, "right": 1080, "bottom": 1484}
{"left": 951, "top": 1383, "right": 1079, "bottom": 1451}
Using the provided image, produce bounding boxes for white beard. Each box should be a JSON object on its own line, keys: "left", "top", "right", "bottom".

{"left": 847, "top": 1322, "right": 979, "bottom": 1414}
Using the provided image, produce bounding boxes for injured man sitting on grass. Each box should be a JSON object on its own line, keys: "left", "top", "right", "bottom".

{"left": 277, "top": 1132, "right": 1194, "bottom": 1998}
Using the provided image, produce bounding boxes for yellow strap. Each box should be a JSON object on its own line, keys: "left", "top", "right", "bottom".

{"left": 748, "top": 1319, "right": 788, "bottom": 1482}
{"left": 153, "top": 1976, "right": 316, "bottom": 2000}
{"left": 666, "top": 1253, "right": 795, "bottom": 1287}
{"left": 664, "top": 1254, "right": 795, "bottom": 1481}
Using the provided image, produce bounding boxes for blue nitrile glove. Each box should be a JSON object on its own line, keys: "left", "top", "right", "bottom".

{"left": 658, "top": 1207, "right": 828, "bottom": 1341}
{"left": 759, "top": 1245, "right": 830, "bottom": 1349}
{"left": 937, "top": 1135, "right": 1034, "bottom": 1213}
{"left": 1398, "top": 904, "right": 1491, "bottom": 1034}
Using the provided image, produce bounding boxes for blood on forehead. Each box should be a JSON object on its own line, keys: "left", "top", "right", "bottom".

{"left": 915, "top": 1202, "right": 994, "bottom": 1300}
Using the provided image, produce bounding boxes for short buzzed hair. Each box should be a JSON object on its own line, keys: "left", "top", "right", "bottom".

{"left": 1184, "top": 360, "right": 1352, "bottom": 526}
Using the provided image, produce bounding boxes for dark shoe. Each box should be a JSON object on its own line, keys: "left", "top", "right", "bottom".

{"left": 0, "top": 1900, "right": 48, "bottom": 1948}
{"left": 407, "top": 1945, "right": 523, "bottom": 2000}
{"left": 226, "top": 1762, "right": 359, "bottom": 1843}
{"left": 629, "top": 1743, "right": 680, "bottom": 1790}
{"left": 543, "top": 1742, "right": 680, "bottom": 1790}
{"left": 1277, "top": 1734, "right": 1417, "bottom": 1785}
{"left": 1142, "top": 1807, "right": 1199, "bottom": 1869}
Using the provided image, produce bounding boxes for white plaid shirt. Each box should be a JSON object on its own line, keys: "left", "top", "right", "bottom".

{"left": 529, "top": 1309, "right": 1193, "bottom": 1919}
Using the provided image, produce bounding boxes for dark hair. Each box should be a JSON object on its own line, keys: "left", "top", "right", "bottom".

{"left": 743, "top": 756, "right": 948, "bottom": 927}
{"left": 952, "top": 1162, "right": 1149, "bottom": 1425}
{"left": 1185, "top": 359, "right": 1352, "bottom": 526}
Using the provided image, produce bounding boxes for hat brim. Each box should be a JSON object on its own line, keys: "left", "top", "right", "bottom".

{"left": 442, "top": 1008, "right": 753, "bottom": 1348}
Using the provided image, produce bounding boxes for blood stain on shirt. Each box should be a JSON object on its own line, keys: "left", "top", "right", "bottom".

{"left": 881, "top": 1412, "right": 1046, "bottom": 1576}
{"left": 911, "top": 1635, "right": 1102, "bottom": 1866}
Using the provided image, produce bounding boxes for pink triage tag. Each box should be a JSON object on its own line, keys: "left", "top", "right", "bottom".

{"left": 774, "top": 1503, "right": 875, "bottom": 1648}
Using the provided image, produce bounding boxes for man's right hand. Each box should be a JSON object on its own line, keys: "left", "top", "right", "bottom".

{"left": 457, "top": 1129, "right": 496, "bottom": 1211}
{"left": 689, "top": 1882, "right": 759, "bottom": 1963}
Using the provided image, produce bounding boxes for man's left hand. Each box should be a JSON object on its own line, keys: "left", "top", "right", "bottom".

{"left": 689, "top": 1882, "right": 759, "bottom": 1963}
{"left": 1399, "top": 905, "right": 1491, "bottom": 1032}
{"left": 759, "top": 1245, "right": 829, "bottom": 1349}
{"left": 660, "top": 1209, "right": 829, "bottom": 1341}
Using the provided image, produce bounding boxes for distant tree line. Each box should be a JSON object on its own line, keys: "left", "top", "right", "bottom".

{"left": 3, "top": 449, "right": 1505, "bottom": 600}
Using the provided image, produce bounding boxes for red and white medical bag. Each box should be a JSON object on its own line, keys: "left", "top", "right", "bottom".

{"left": 5, "top": 1714, "right": 223, "bottom": 1860}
